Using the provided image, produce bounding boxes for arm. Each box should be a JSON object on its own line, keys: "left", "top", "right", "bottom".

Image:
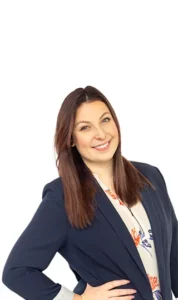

{"left": 154, "top": 166, "right": 178, "bottom": 298}
{"left": 54, "top": 286, "right": 80, "bottom": 300}
{"left": 2, "top": 181, "right": 76, "bottom": 300}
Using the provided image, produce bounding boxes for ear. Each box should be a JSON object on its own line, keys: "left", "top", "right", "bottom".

{"left": 71, "top": 140, "right": 75, "bottom": 147}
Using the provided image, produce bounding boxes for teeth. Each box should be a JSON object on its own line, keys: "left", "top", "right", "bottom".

{"left": 95, "top": 142, "right": 109, "bottom": 149}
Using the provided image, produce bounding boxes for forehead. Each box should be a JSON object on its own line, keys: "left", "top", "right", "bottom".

{"left": 75, "top": 101, "right": 109, "bottom": 119}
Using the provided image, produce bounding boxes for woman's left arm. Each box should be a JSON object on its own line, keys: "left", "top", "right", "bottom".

{"left": 154, "top": 166, "right": 178, "bottom": 299}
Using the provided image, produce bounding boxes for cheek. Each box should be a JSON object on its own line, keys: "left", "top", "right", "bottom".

{"left": 76, "top": 136, "right": 91, "bottom": 148}
{"left": 111, "top": 124, "right": 119, "bottom": 137}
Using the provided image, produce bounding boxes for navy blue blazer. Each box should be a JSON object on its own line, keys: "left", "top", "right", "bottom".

{"left": 2, "top": 161, "right": 178, "bottom": 300}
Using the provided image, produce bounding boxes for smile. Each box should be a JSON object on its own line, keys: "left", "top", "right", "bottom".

{"left": 93, "top": 140, "right": 111, "bottom": 151}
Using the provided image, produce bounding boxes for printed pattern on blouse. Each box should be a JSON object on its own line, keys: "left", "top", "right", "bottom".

{"left": 93, "top": 173, "right": 162, "bottom": 300}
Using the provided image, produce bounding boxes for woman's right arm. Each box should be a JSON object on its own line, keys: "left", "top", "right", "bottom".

{"left": 54, "top": 286, "right": 80, "bottom": 300}
{"left": 2, "top": 181, "right": 77, "bottom": 300}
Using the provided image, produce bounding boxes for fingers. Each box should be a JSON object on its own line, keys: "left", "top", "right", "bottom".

{"left": 108, "top": 288, "right": 137, "bottom": 297}
{"left": 116, "top": 297, "right": 135, "bottom": 300}
{"left": 102, "top": 280, "right": 130, "bottom": 290}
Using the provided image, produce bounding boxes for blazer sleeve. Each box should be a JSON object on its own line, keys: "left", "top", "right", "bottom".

{"left": 2, "top": 181, "right": 75, "bottom": 300}
{"left": 154, "top": 166, "right": 178, "bottom": 298}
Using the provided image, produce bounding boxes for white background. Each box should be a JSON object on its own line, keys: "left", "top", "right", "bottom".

{"left": 0, "top": 1, "right": 178, "bottom": 299}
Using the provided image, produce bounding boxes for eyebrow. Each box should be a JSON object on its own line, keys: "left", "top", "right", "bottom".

{"left": 75, "top": 112, "right": 111, "bottom": 127}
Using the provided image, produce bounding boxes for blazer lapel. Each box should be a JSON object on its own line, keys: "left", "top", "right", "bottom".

{"left": 142, "top": 186, "right": 166, "bottom": 298}
{"left": 94, "top": 181, "right": 165, "bottom": 297}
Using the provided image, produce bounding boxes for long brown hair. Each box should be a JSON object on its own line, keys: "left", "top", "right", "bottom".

{"left": 54, "top": 86, "right": 155, "bottom": 229}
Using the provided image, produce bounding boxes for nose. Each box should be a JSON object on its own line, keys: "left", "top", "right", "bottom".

{"left": 94, "top": 127, "right": 107, "bottom": 139}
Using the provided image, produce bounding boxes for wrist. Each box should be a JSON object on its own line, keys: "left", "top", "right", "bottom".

{"left": 73, "top": 293, "right": 82, "bottom": 300}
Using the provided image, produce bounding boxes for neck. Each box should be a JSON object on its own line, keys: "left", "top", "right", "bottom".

{"left": 86, "top": 162, "right": 114, "bottom": 179}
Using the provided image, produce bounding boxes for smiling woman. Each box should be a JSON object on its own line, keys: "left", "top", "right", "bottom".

{"left": 54, "top": 86, "right": 154, "bottom": 229}
{"left": 71, "top": 100, "right": 119, "bottom": 174}
{"left": 2, "top": 86, "right": 178, "bottom": 300}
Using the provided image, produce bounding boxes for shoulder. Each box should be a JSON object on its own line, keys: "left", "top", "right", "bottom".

{"left": 130, "top": 160, "right": 155, "bottom": 173}
{"left": 42, "top": 161, "right": 167, "bottom": 196}
{"left": 130, "top": 160, "right": 167, "bottom": 191}
{"left": 41, "top": 176, "right": 65, "bottom": 206}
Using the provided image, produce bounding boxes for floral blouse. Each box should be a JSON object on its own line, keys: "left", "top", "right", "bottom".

{"left": 54, "top": 173, "right": 163, "bottom": 300}
{"left": 93, "top": 173, "right": 162, "bottom": 300}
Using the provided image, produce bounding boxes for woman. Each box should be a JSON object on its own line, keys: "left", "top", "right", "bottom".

{"left": 2, "top": 86, "right": 178, "bottom": 300}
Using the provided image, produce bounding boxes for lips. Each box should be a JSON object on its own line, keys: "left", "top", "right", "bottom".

{"left": 93, "top": 140, "right": 111, "bottom": 148}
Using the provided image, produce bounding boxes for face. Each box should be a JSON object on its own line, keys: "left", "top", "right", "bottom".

{"left": 72, "top": 101, "right": 119, "bottom": 169}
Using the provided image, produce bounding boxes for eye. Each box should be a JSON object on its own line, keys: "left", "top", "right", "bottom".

{"left": 80, "top": 117, "right": 111, "bottom": 131}
{"left": 103, "top": 117, "right": 110, "bottom": 122}
{"left": 80, "top": 125, "right": 89, "bottom": 131}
